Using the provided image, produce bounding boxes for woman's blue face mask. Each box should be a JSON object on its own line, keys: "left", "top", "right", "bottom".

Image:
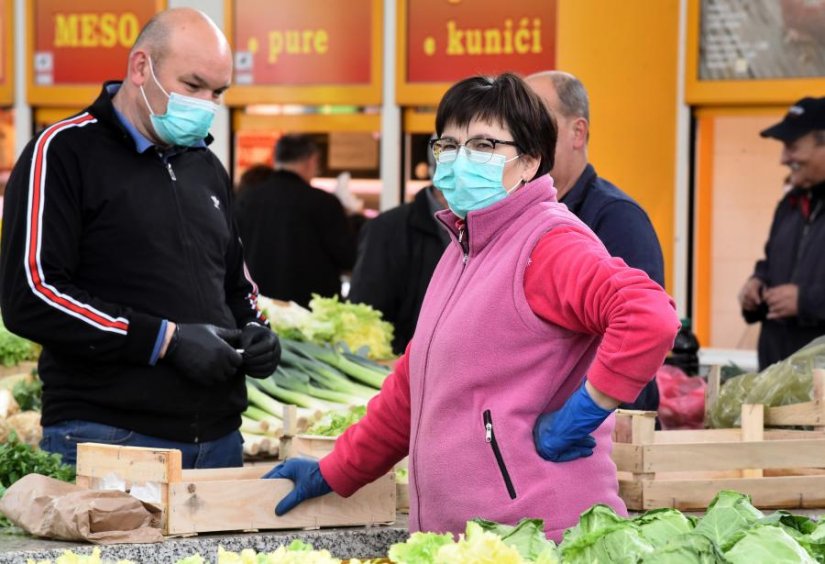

{"left": 140, "top": 58, "right": 219, "bottom": 147}
{"left": 433, "top": 149, "right": 522, "bottom": 219}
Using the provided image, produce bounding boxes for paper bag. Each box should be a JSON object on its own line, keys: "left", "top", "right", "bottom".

{"left": 0, "top": 474, "right": 163, "bottom": 544}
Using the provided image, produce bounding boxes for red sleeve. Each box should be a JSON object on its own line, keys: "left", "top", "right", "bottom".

{"left": 319, "top": 350, "right": 411, "bottom": 497}
{"left": 524, "top": 225, "right": 679, "bottom": 403}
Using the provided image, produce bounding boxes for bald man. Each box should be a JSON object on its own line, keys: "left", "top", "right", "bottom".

{"left": 527, "top": 71, "right": 665, "bottom": 412}
{"left": 0, "top": 9, "right": 279, "bottom": 468}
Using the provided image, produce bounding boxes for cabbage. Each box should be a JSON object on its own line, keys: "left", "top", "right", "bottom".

{"left": 388, "top": 531, "right": 455, "bottom": 563}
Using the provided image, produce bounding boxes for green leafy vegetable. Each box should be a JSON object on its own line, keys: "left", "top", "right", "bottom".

{"left": 560, "top": 504, "right": 654, "bottom": 563}
{"left": 263, "top": 295, "right": 394, "bottom": 360}
{"left": 435, "top": 521, "right": 525, "bottom": 563}
{"left": 634, "top": 508, "right": 696, "bottom": 548}
{"left": 388, "top": 531, "right": 455, "bottom": 564}
{"left": 725, "top": 524, "right": 816, "bottom": 563}
{"left": 306, "top": 405, "right": 366, "bottom": 436}
{"left": 693, "top": 490, "right": 763, "bottom": 550}
{"left": 12, "top": 375, "right": 42, "bottom": 411}
{"left": 0, "top": 323, "right": 37, "bottom": 367}
{"left": 472, "top": 518, "right": 558, "bottom": 562}
{"left": 0, "top": 433, "right": 75, "bottom": 529}
{"left": 639, "top": 534, "right": 727, "bottom": 563}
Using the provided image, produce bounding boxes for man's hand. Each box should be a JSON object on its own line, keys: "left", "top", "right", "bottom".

{"left": 738, "top": 277, "right": 765, "bottom": 311}
{"left": 240, "top": 323, "right": 281, "bottom": 378}
{"left": 764, "top": 284, "right": 800, "bottom": 319}
{"left": 163, "top": 323, "right": 242, "bottom": 386}
{"left": 262, "top": 458, "right": 333, "bottom": 515}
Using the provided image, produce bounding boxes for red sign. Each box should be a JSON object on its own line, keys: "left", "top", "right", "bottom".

{"left": 33, "top": 0, "right": 160, "bottom": 85}
{"left": 407, "top": 0, "right": 556, "bottom": 82}
{"left": 231, "top": 0, "right": 373, "bottom": 86}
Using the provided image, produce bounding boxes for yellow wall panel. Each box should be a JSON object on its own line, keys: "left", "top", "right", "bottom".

{"left": 557, "top": 0, "right": 680, "bottom": 293}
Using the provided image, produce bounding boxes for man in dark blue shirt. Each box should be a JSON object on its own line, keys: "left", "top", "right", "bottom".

{"left": 528, "top": 71, "right": 665, "bottom": 411}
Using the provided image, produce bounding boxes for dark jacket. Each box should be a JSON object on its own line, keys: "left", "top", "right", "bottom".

{"left": 562, "top": 164, "right": 665, "bottom": 286}
{"left": 746, "top": 183, "right": 825, "bottom": 369}
{"left": 349, "top": 187, "right": 448, "bottom": 354}
{"left": 562, "top": 164, "right": 666, "bottom": 411}
{"left": 234, "top": 170, "right": 355, "bottom": 307}
{"left": 0, "top": 83, "right": 262, "bottom": 442}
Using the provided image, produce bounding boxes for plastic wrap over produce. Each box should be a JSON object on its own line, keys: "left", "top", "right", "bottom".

{"left": 707, "top": 336, "right": 825, "bottom": 428}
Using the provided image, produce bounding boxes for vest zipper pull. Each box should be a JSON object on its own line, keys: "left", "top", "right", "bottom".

{"left": 485, "top": 422, "right": 492, "bottom": 442}
{"left": 458, "top": 227, "right": 465, "bottom": 243}
{"left": 166, "top": 162, "right": 177, "bottom": 181}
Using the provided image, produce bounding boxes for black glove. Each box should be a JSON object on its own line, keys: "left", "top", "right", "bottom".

{"left": 240, "top": 322, "right": 281, "bottom": 378}
{"left": 164, "top": 323, "right": 243, "bottom": 386}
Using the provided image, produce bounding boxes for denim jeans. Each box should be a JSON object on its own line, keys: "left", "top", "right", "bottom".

{"left": 40, "top": 420, "right": 243, "bottom": 469}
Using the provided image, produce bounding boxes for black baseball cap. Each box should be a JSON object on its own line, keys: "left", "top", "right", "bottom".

{"left": 760, "top": 97, "right": 825, "bottom": 142}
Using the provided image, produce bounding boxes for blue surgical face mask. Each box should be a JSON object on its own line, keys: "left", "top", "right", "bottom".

{"left": 433, "top": 151, "right": 522, "bottom": 219}
{"left": 140, "top": 58, "right": 219, "bottom": 147}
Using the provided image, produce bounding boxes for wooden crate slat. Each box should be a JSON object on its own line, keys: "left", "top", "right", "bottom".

{"left": 612, "top": 444, "right": 644, "bottom": 473}
{"left": 653, "top": 428, "right": 742, "bottom": 444}
{"left": 766, "top": 400, "right": 825, "bottom": 426}
{"left": 76, "top": 443, "right": 182, "bottom": 483}
{"left": 642, "top": 440, "right": 825, "bottom": 473}
{"left": 166, "top": 474, "right": 395, "bottom": 535}
{"left": 181, "top": 466, "right": 270, "bottom": 482}
{"left": 635, "top": 476, "right": 825, "bottom": 511}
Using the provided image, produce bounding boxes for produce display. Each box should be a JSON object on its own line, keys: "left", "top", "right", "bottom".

{"left": 0, "top": 321, "right": 39, "bottom": 367}
{"left": 260, "top": 295, "right": 395, "bottom": 361}
{"left": 241, "top": 338, "right": 388, "bottom": 455}
{"left": 23, "top": 490, "right": 825, "bottom": 562}
{"left": 708, "top": 337, "right": 825, "bottom": 428}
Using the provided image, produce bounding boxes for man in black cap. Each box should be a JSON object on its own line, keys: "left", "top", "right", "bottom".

{"left": 738, "top": 97, "right": 825, "bottom": 369}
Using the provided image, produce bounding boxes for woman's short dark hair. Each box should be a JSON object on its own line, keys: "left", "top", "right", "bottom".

{"left": 435, "top": 72, "right": 557, "bottom": 178}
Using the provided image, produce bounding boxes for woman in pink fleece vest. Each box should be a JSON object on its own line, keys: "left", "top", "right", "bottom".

{"left": 264, "top": 73, "right": 680, "bottom": 541}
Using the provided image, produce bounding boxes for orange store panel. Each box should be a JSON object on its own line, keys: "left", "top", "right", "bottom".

{"left": 398, "top": 0, "right": 556, "bottom": 105}
{"left": 0, "top": 0, "right": 12, "bottom": 105}
{"left": 28, "top": 0, "right": 165, "bottom": 105}
{"left": 232, "top": 0, "right": 372, "bottom": 85}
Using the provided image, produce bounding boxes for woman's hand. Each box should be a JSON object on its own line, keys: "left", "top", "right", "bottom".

{"left": 533, "top": 381, "right": 616, "bottom": 462}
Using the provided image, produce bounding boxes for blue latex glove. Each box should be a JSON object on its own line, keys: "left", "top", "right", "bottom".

{"left": 533, "top": 381, "right": 614, "bottom": 462}
{"left": 262, "top": 458, "right": 333, "bottom": 515}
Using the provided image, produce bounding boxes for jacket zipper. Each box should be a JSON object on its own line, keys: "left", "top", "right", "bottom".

{"left": 791, "top": 199, "right": 823, "bottom": 281}
{"left": 483, "top": 410, "right": 517, "bottom": 500}
{"left": 162, "top": 154, "right": 202, "bottom": 442}
{"left": 412, "top": 223, "right": 470, "bottom": 529}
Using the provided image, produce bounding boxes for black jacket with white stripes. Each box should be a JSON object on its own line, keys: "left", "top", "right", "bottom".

{"left": 0, "top": 83, "right": 263, "bottom": 442}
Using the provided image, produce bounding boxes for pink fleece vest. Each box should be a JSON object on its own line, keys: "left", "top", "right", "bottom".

{"left": 406, "top": 175, "right": 625, "bottom": 541}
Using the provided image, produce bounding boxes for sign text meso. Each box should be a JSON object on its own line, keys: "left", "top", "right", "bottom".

{"left": 54, "top": 12, "right": 140, "bottom": 48}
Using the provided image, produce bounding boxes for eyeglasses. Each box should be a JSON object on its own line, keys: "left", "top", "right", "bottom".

{"left": 429, "top": 137, "right": 521, "bottom": 164}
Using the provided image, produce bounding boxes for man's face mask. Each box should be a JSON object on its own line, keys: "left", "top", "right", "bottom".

{"left": 432, "top": 138, "right": 522, "bottom": 219}
{"left": 140, "top": 57, "right": 219, "bottom": 147}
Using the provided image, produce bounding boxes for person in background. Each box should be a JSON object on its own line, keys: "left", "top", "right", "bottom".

{"left": 348, "top": 139, "right": 449, "bottom": 354}
{"left": 0, "top": 8, "right": 280, "bottom": 468}
{"left": 264, "top": 73, "right": 679, "bottom": 541}
{"left": 235, "top": 134, "right": 356, "bottom": 307}
{"left": 235, "top": 163, "right": 276, "bottom": 195}
{"left": 527, "top": 71, "right": 666, "bottom": 412}
{"left": 739, "top": 97, "right": 825, "bottom": 369}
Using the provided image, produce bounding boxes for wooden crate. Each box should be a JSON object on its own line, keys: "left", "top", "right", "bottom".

{"left": 614, "top": 368, "right": 825, "bottom": 510}
{"left": 75, "top": 443, "right": 396, "bottom": 536}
